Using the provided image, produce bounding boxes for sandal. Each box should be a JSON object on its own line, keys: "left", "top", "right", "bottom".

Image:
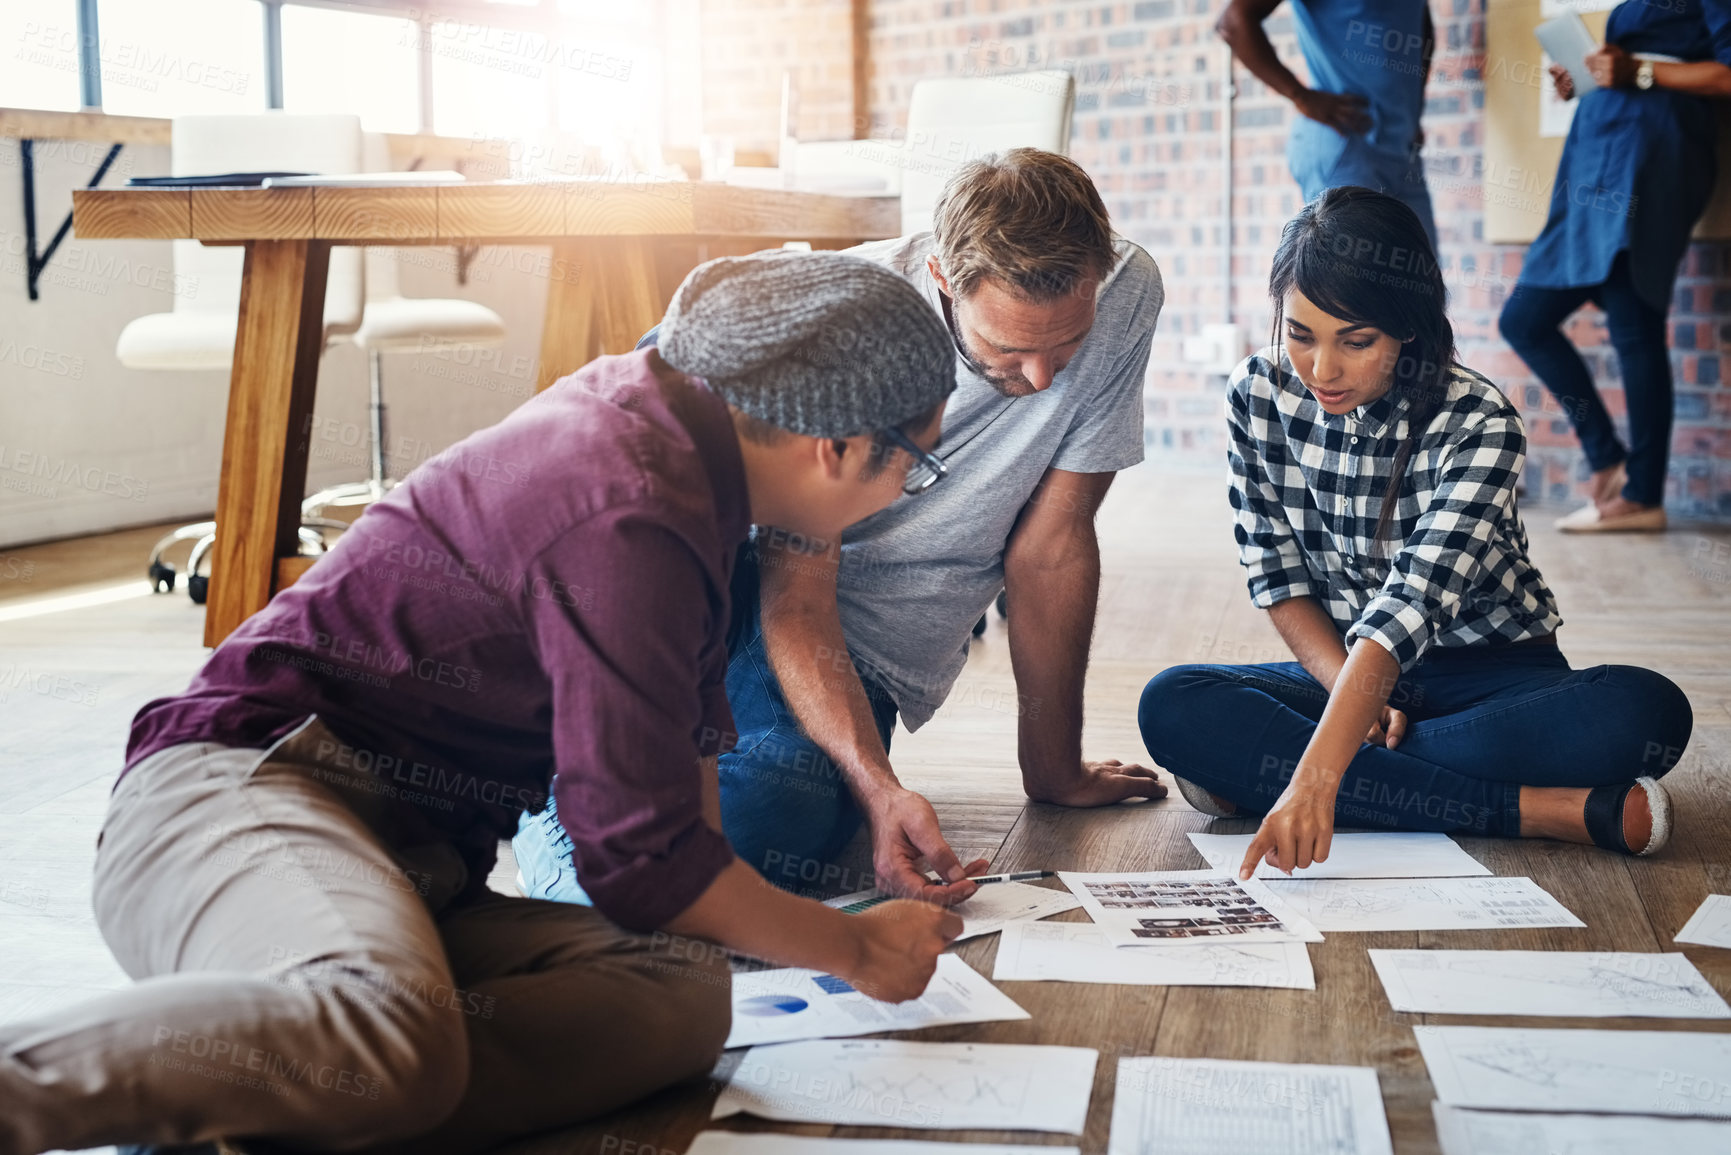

{"left": 1173, "top": 776, "right": 1238, "bottom": 818}
{"left": 1583, "top": 776, "right": 1672, "bottom": 856}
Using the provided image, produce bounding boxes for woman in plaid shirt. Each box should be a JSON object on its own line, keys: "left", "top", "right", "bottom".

{"left": 1139, "top": 187, "right": 1693, "bottom": 880}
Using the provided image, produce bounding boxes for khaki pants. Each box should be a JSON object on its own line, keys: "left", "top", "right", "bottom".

{"left": 0, "top": 720, "right": 731, "bottom": 1155}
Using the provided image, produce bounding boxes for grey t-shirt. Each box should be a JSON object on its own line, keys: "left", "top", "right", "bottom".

{"left": 836, "top": 233, "right": 1163, "bottom": 729}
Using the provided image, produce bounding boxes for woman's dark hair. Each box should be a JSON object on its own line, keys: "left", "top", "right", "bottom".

{"left": 1268, "top": 186, "right": 1457, "bottom": 548}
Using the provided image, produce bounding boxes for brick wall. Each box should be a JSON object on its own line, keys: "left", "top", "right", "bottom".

{"left": 700, "top": 0, "right": 861, "bottom": 157}
{"left": 853, "top": 0, "right": 1731, "bottom": 521}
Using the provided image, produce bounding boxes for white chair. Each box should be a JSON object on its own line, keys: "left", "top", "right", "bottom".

{"left": 897, "top": 69, "right": 1076, "bottom": 236}
{"left": 301, "top": 133, "right": 507, "bottom": 515}
{"left": 125, "top": 114, "right": 365, "bottom": 601}
{"left": 300, "top": 244, "right": 507, "bottom": 514}
{"left": 119, "top": 114, "right": 364, "bottom": 368}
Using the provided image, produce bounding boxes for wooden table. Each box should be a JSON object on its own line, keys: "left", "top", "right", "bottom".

{"left": 72, "top": 180, "right": 898, "bottom": 646}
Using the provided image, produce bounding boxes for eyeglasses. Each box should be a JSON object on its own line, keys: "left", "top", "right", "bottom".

{"left": 879, "top": 426, "right": 949, "bottom": 496}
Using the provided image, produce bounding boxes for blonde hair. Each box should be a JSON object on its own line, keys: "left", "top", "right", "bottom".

{"left": 930, "top": 148, "right": 1115, "bottom": 301}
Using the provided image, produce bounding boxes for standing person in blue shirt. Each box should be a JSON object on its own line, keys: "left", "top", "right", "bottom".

{"left": 1499, "top": 1, "right": 1731, "bottom": 534}
{"left": 1219, "top": 1, "right": 1438, "bottom": 254}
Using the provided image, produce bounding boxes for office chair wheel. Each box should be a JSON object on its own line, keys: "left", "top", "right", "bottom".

{"left": 972, "top": 613, "right": 987, "bottom": 637}
{"left": 187, "top": 574, "right": 209, "bottom": 605}
{"left": 996, "top": 589, "right": 1008, "bottom": 618}
{"left": 148, "top": 560, "right": 177, "bottom": 594}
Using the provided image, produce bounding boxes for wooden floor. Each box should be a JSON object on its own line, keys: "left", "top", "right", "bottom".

{"left": 2, "top": 462, "right": 1729, "bottom": 1154}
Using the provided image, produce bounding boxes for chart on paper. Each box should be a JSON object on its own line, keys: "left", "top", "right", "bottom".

{"left": 713, "top": 1039, "right": 1098, "bottom": 1133}
{"left": 1415, "top": 1025, "right": 1731, "bottom": 1116}
{"left": 1109, "top": 1057, "right": 1393, "bottom": 1155}
{"left": 1369, "top": 950, "right": 1731, "bottom": 1018}
{"left": 992, "top": 920, "right": 1315, "bottom": 989}
{"left": 725, "top": 953, "right": 1029, "bottom": 1048}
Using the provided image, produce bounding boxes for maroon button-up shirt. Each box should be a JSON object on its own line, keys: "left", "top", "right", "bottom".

{"left": 127, "top": 350, "right": 747, "bottom": 930}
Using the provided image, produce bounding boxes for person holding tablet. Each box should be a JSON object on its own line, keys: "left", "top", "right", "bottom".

{"left": 1139, "top": 187, "right": 1694, "bottom": 880}
{"left": 1500, "top": 0, "right": 1731, "bottom": 532}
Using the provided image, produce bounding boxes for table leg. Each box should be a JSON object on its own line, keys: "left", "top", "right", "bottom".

{"left": 203, "top": 239, "right": 330, "bottom": 648}
{"left": 595, "top": 237, "right": 668, "bottom": 356}
{"left": 536, "top": 238, "right": 677, "bottom": 391}
{"left": 535, "top": 239, "right": 600, "bottom": 393}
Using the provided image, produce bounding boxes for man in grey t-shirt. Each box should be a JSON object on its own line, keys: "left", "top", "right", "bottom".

{"left": 515, "top": 148, "right": 1168, "bottom": 905}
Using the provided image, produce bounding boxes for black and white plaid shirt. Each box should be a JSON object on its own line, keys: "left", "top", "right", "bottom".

{"left": 1226, "top": 347, "right": 1562, "bottom": 672}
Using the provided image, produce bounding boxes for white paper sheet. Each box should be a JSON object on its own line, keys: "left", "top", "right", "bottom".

{"left": 1433, "top": 1104, "right": 1731, "bottom": 1155}
{"left": 713, "top": 1039, "right": 1098, "bottom": 1132}
{"left": 824, "top": 882, "right": 1081, "bottom": 942}
{"left": 1368, "top": 950, "right": 1731, "bottom": 1019}
{"left": 1060, "top": 869, "right": 1323, "bottom": 948}
{"left": 1676, "top": 894, "right": 1731, "bottom": 949}
{"left": 992, "top": 920, "right": 1315, "bottom": 989}
{"left": 1260, "top": 876, "right": 1583, "bottom": 932}
{"left": 1415, "top": 1025, "right": 1731, "bottom": 1117}
{"left": 688, "top": 1135, "right": 1078, "bottom": 1155}
{"left": 725, "top": 953, "right": 1029, "bottom": 1048}
{"left": 1187, "top": 831, "right": 1490, "bottom": 880}
{"left": 1110, "top": 1056, "right": 1393, "bottom": 1155}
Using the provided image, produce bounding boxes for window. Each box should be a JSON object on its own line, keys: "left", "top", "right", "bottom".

{"left": 1, "top": 3, "right": 85, "bottom": 112}
{"left": 552, "top": 24, "right": 659, "bottom": 151}
{"left": 281, "top": 4, "right": 419, "bottom": 134}
{"left": 95, "top": 0, "right": 265, "bottom": 117}
{"left": 426, "top": 14, "right": 553, "bottom": 141}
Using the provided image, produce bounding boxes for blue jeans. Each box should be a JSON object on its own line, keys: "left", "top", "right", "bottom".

{"left": 1499, "top": 252, "right": 1673, "bottom": 506}
{"left": 1138, "top": 643, "right": 1691, "bottom": 838}
{"left": 1289, "top": 130, "right": 1438, "bottom": 256}
{"left": 514, "top": 546, "right": 898, "bottom": 904}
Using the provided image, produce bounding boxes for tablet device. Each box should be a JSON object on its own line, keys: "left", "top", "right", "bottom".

{"left": 1534, "top": 12, "right": 1601, "bottom": 95}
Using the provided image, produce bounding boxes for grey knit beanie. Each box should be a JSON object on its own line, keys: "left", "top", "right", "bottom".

{"left": 658, "top": 250, "right": 956, "bottom": 438}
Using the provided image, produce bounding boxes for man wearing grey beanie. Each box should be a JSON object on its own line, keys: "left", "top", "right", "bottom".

{"left": 0, "top": 252, "right": 966, "bottom": 1154}
{"left": 517, "top": 148, "right": 1169, "bottom": 916}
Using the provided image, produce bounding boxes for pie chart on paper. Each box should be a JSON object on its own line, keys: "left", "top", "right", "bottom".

{"left": 738, "top": 994, "right": 810, "bottom": 1016}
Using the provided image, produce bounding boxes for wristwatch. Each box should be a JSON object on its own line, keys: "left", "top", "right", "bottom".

{"left": 1636, "top": 60, "right": 1656, "bottom": 90}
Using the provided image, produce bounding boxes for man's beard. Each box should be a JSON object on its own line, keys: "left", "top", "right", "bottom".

{"left": 945, "top": 300, "right": 1036, "bottom": 398}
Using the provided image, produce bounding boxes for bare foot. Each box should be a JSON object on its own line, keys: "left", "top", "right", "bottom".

{"left": 1595, "top": 495, "right": 1662, "bottom": 520}
{"left": 1518, "top": 783, "right": 1653, "bottom": 851}
{"left": 1589, "top": 463, "right": 1624, "bottom": 505}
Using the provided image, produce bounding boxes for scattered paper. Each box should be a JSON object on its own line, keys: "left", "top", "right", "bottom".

{"left": 1187, "top": 831, "right": 1489, "bottom": 880}
{"left": 1676, "top": 894, "right": 1731, "bottom": 949}
{"left": 688, "top": 1136, "right": 1077, "bottom": 1155}
{"left": 992, "top": 920, "right": 1315, "bottom": 989}
{"left": 1110, "top": 1056, "right": 1393, "bottom": 1155}
{"left": 1260, "top": 876, "right": 1583, "bottom": 932}
{"left": 1060, "top": 869, "right": 1323, "bottom": 947}
{"left": 824, "top": 881, "right": 1080, "bottom": 941}
{"left": 725, "top": 953, "right": 1029, "bottom": 1048}
{"left": 1369, "top": 950, "right": 1731, "bottom": 1019}
{"left": 1433, "top": 1104, "right": 1731, "bottom": 1155}
{"left": 1415, "top": 1025, "right": 1731, "bottom": 1117}
{"left": 713, "top": 1039, "right": 1098, "bottom": 1132}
